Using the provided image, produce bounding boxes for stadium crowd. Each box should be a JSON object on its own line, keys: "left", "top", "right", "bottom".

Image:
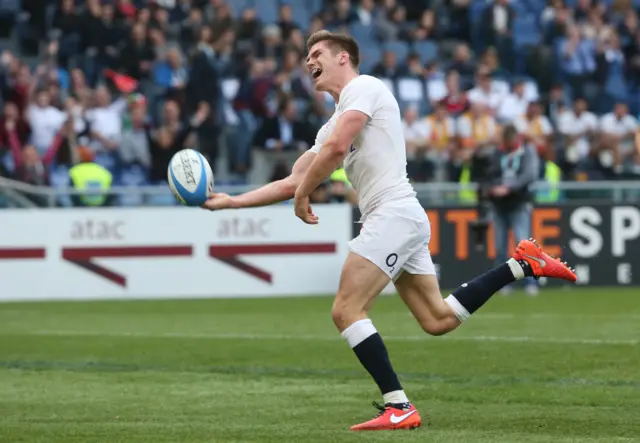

{"left": 0, "top": 0, "right": 640, "bottom": 205}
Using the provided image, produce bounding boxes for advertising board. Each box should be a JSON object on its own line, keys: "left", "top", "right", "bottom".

{"left": 354, "top": 204, "right": 640, "bottom": 288}
{"left": 0, "top": 204, "right": 352, "bottom": 301}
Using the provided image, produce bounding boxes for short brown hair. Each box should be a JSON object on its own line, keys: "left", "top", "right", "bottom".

{"left": 306, "top": 30, "right": 360, "bottom": 69}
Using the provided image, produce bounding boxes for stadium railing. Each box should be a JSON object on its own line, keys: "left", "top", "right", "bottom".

{"left": 0, "top": 176, "right": 638, "bottom": 208}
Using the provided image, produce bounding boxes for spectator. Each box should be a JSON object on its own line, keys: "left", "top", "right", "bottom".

{"left": 398, "top": 52, "right": 424, "bottom": 78}
{"left": 423, "top": 101, "right": 457, "bottom": 181}
{"left": 85, "top": 86, "right": 125, "bottom": 165}
{"left": 480, "top": 0, "right": 515, "bottom": 72}
{"left": 560, "top": 25, "right": 597, "bottom": 99}
{"left": 497, "top": 80, "right": 530, "bottom": 123}
{"left": 456, "top": 101, "right": 499, "bottom": 174}
{"left": 598, "top": 102, "right": 637, "bottom": 170}
{"left": 557, "top": 97, "right": 598, "bottom": 175}
{"left": 355, "top": 0, "right": 376, "bottom": 26}
{"left": 118, "top": 23, "right": 155, "bottom": 81}
{"left": 467, "top": 66, "right": 505, "bottom": 114}
{"left": 377, "top": 5, "right": 412, "bottom": 41}
{"left": 52, "top": 0, "right": 81, "bottom": 68}
{"left": 371, "top": 50, "right": 401, "bottom": 79}
{"left": 119, "top": 98, "right": 151, "bottom": 170}
{"left": 411, "top": 9, "right": 439, "bottom": 41}
{"left": 449, "top": 43, "right": 476, "bottom": 78}
{"left": 253, "top": 98, "right": 315, "bottom": 151}
{"left": 489, "top": 124, "right": 540, "bottom": 296}
{"left": 154, "top": 46, "right": 189, "bottom": 104}
{"left": 179, "top": 7, "right": 205, "bottom": 51}
{"left": 7, "top": 119, "right": 65, "bottom": 187}
{"left": 277, "top": 4, "right": 300, "bottom": 40}
{"left": 26, "top": 88, "right": 67, "bottom": 155}
{"left": 257, "top": 25, "right": 283, "bottom": 60}
{"left": 439, "top": 70, "right": 469, "bottom": 116}
{"left": 515, "top": 101, "right": 554, "bottom": 159}
{"left": 235, "top": 8, "right": 261, "bottom": 49}
{"left": 329, "top": 0, "right": 357, "bottom": 27}
{"left": 402, "top": 105, "right": 428, "bottom": 160}
{"left": 0, "top": 101, "right": 30, "bottom": 148}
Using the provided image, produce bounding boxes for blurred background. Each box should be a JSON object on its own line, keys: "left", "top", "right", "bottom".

{"left": 0, "top": 0, "right": 637, "bottom": 291}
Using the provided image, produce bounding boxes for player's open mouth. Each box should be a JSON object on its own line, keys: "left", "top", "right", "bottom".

{"left": 311, "top": 68, "right": 322, "bottom": 80}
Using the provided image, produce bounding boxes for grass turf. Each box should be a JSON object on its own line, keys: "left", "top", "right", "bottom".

{"left": 1, "top": 288, "right": 639, "bottom": 442}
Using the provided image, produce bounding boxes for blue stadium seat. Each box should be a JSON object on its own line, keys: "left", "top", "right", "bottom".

{"left": 382, "top": 41, "right": 410, "bottom": 64}
{"left": 306, "top": 0, "right": 324, "bottom": 15}
{"left": 359, "top": 44, "right": 381, "bottom": 74}
{"left": 253, "top": 0, "right": 279, "bottom": 24}
{"left": 348, "top": 22, "right": 376, "bottom": 44}
{"left": 413, "top": 40, "right": 438, "bottom": 64}
{"left": 286, "top": 2, "right": 311, "bottom": 27}
{"left": 226, "top": 0, "right": 253, "bottom": 16}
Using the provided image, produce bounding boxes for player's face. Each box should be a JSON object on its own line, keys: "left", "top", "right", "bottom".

{"left": 306, "top": 41, "right": 341, "bottom": 92}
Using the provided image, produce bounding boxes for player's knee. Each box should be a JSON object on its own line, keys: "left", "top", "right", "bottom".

{"left": 419, "top": 318, "right": 455, "bottom": 336}
{"left": 331, "top": 303, "right": 350, "bottom": 330}
{"left": 331, "top": 298, "right": 361, "bottom": 331}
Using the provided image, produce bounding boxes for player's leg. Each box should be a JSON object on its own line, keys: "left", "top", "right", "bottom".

{"left": 397, "top": 239, "right": 577, "bottom": 334}
{"left": 338, "top": 212, "right": 424, "bottom": 431}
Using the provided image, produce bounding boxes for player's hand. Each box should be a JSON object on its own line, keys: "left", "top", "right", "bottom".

{"left": 293, "top": 195, "right": 318, "bottom": 225}
{"left": 201, "top": 193, "right": 234, "bottom": 211}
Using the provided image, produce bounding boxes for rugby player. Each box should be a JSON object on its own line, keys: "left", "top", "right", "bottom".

{"left": 203, "top": 30, "right": 577, "bottom": 431}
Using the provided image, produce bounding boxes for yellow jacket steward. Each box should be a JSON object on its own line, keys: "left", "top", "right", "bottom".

{"left": 69, "top": 163, "right": 113, "bottom": 206}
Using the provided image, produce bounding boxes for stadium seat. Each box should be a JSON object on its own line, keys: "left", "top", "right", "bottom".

{"left": 348, "top": 22, "right": 376, "bottom": 44}
{"left": 396, "top": 77, "right": 425, "bottom": 108}
{"left": 288, "top": 2, "right": 311, "bottom": 27}
{"left": 413, "top": 40, "right": 438, "bottom": 64}
{"left": 253, "top": 0, "right": 279, "bottom": 24}
{"left": 359, "top": 44, "right": 381, "bottom": 74}
{"left": 226, "top": 0, "right": 253, "bottom": 16}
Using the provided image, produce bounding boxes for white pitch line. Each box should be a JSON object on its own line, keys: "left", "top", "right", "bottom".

{"left": 21, "top": 330, "right": 640, "bottom": 346}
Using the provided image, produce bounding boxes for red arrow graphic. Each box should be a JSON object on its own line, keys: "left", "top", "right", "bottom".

{"left": 62, "top": 246, "right": 193, "bottom": 287}
{"left": 0, "top": 248, "right": 46, "bottom": 259}
{"left": 209, "top": 243, "right": 336, "bottom": 283}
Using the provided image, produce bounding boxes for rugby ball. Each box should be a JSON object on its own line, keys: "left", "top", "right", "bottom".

{"left": 167, "top": 149, "right": 214, "bottom": 206}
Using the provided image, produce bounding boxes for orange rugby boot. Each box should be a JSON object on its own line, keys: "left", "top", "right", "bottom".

{"left": 350, "top": 402, "right": 422, "bottom": 431}
{"left": 513, "top": 238, "right": 578, "bottom": 283}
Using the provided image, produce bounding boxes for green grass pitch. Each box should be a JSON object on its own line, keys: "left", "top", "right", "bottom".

{"left": 1, "top": 288, "right": 640, "bottom": 443}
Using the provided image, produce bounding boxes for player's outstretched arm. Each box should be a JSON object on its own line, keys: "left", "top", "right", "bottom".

{"left": 202, "top": 150, "right": 317, "bottom": 210}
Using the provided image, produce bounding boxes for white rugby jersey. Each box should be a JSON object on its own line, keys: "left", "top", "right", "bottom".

{"left": 310, "top": 75, "right": 416, "bottom": 217}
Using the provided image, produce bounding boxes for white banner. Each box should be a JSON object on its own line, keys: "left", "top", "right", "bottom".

{"left": 0, "top": 204, "right": 353, "bottom": 301}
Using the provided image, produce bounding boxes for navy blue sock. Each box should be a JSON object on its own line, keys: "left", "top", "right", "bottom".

{"left": 352, "top": 333, "right": 403, "bottom": 395}
{"left": 451, "top": 261, "right": 532, "bottom": 314}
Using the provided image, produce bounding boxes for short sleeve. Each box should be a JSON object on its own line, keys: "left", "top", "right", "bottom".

{"left": 339, "top": 77, "right": 378, "bottom": 118}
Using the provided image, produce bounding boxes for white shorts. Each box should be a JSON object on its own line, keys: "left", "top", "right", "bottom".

{"left": 348, "top": 199, "right": 436, "bottom": 281}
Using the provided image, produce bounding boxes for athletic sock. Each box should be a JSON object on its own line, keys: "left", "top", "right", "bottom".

{"left": 341, "top": 319, "right": 409, "bottom": 404}
{"left": 445, "top": 259, "right": 535, "bottom": 321}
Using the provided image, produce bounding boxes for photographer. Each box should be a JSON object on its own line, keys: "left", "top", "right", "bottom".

{"left": 489, "top": 124, "right": 540, "bottom": 296}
